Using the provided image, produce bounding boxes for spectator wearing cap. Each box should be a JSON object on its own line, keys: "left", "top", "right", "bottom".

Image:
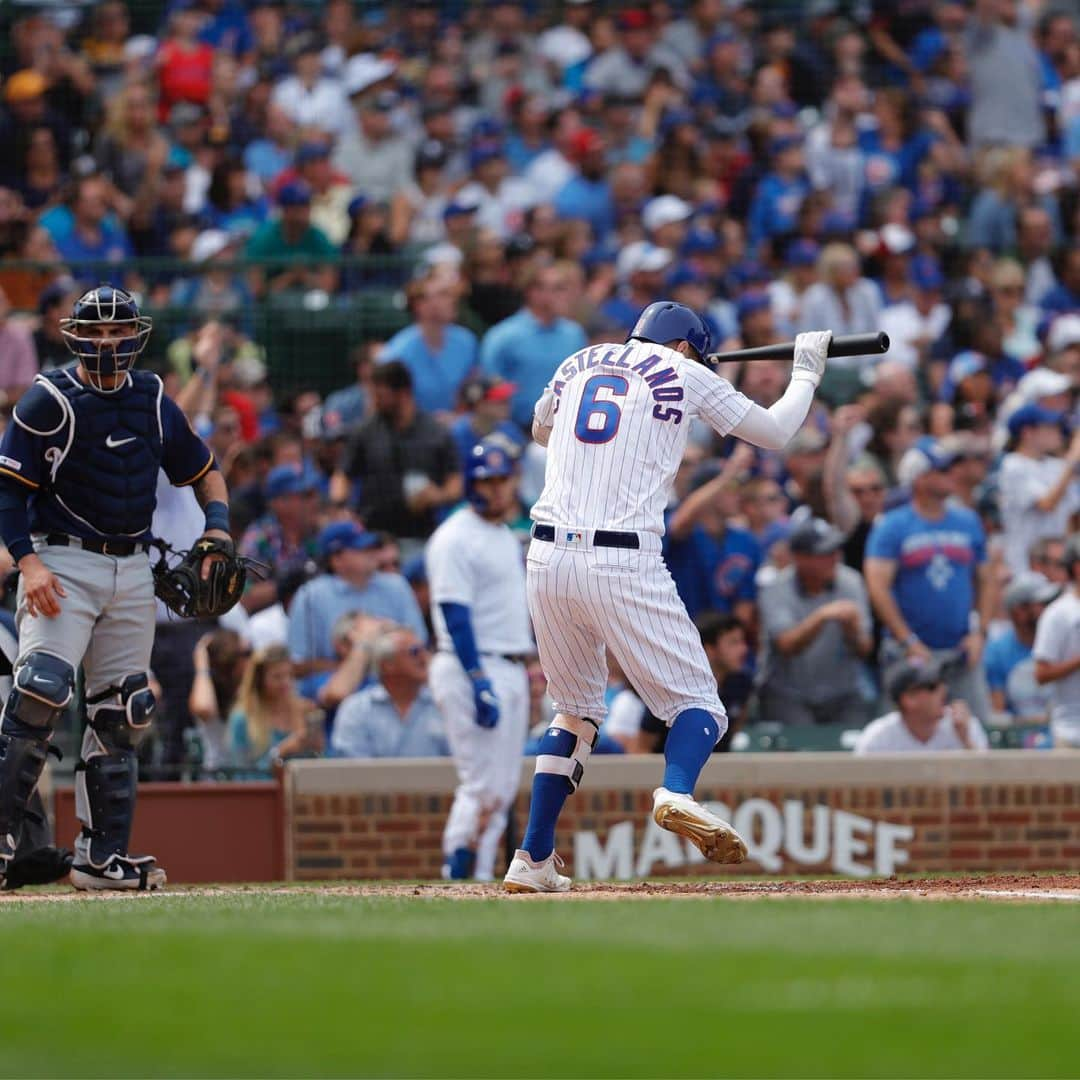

{"left": 245, "top": 180, "right": 338, "bottom": 297}
{"left": 169, "top": 229, "right": 252, "bottom": 333}
{"left": 986, "top": 572, "right": 1060, "bottom": 723}
{"left": 480, "top": 261, "right": 587, "bottom": 430}
{"left": 643, "top": 194, "right": 693, "bottom": 254}
{"left": 1034, "top": 536, "right": 1080, "bottom": 747}
{"left": 243, "top": 103, "right": 296, "bottom": 187}
{"left": 690, "top": 30, "right": 750, "bottom": 121}
{"left": 288, "top": 521, "right": 427, "bottom": 673}
{"left": 553, "top": 128, "right": 615, "bottom": 241}
{"left": 330, "top": 361, "right": 462, "bottom": 546}
{"left": 31, "top": 278, "right": 79, "bottom": 372}
{"left": 852, "top": 658, "right": 989, "bottom": 754}
{"left": 330, "top": 628, "right": 448, "bottom": 759}
{"left": 757, "top": 516, "right": 873, "bottom": 728}
{"left": 333, "top": 88, "right": 414, "bottom": 203}
{"left": 932, "top": 350, "right": 997, "bottom": 438}
{"left": 879, "top": 256, "right": 951, "bottom": 370}
{"left": 456, "top": 142, "right": 534, "bottom": 240}
{"left": 583, "top": 9, "right": 677, "bottom": 99}
{"left": 601, "top": 241, "right": 674, "bottom": 334}
{"left": 275, "top": 142, "right": 354, "bottom": 246}
{"left": 998, "top": 404, "right": 1080, "bottom": 577}
{"left": 379, "top": 273, "right": 479, "bottom": 416}
{"left": 865, "top": 438, "right": 995, "bottom": 721}
{"left": 239, "top": 464, "right": 323, "bottom": 615}
{"left": 664, "top": 454, "right": 762, "bottom": 626}
{"left": 746, "top": 135, "right": 809, "bottom": 253}
{"left": 451, "top": 375, "right": 524, "bottom": 470}
{"left": 269, "top": 32, "right": 350, "bottom": 137}
{"left": 1029, "top": 536, "right": 1070, "bottom": 588}
{"left": 796, "top": 244, "right": 882, "bottom": 367}
{"left": 0, "top": 70, "right": 72, "bottom": 179}
{"left": 768, "top": 239, "right": 819, "bottom": 339}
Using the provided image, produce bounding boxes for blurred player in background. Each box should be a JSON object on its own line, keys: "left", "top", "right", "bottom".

{"left": 426, "top": 439, "right": 532, "bottom": 880}
{"left": 504, "top": 302, "right": 833, "bottom": 892}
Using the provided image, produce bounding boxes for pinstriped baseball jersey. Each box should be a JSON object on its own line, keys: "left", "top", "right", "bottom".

{"left": 531, "top": 340, "right": 752, "bottom": 534}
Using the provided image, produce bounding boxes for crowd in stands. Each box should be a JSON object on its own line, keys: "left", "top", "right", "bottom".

{"left": 0, "top": 0, "right": 1078, "bottom": 774}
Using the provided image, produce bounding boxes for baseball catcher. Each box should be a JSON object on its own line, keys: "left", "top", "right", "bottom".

{"left": 0, "top": 285, "right": 241, "bottom": 890}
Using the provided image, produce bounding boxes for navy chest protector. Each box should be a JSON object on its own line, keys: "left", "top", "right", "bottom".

{"left": 30, "top": 370, "right": 164, "bottom": 538}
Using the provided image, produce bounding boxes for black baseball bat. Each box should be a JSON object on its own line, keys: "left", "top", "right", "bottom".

{"left": 707, "top": 331, "right": 890, "bottom": 364}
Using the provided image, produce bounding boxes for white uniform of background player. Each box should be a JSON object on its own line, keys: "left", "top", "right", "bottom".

{"left": 426, "top": 441, "right": 532, "bottom": 880}
{"left": 504, "top": 302, "right": 833, "bottom": 892}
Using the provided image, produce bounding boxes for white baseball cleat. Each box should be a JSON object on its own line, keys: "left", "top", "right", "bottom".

{"left": 503, "top": 848, "right": 571, "bottom": 893}
{"left": 70, "top": 853, "right": 167, "bottom": 892}
{"left": 653, "top": 787, "right": 748, "bottom": 865}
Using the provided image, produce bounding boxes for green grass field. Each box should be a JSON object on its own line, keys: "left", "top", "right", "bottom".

{"left": 3, "top": 889, "right": 1078, "bottom": 1078}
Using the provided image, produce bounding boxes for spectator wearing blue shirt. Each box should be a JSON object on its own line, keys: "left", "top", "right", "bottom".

{"left": 553, "top": 128, "right": 615, "bottom": 241}
{"left": 450, "top": 374, "right": 526, "bottom": 471}
{"left": 480, "top": 261, "right": 587, "bottom": 430}
{"left": 243, "top": 102, "right": 296, "bottom": 186}
{"left": 865, "top": 438, "right": 995, "bottom": 720}
{"left": 51, "top": 175, "right": 133, "bottom": 284}
{"left": 746, "top": 136, "right": 809, "bottom": 254}
{"left": 985, "top": 572, "right": 1060, "bottom": 722}
{"left": 330, "top": 628, "right": 449, "bottom": 758}
{"left": 1040, "top": 246, "right": 1080, "bottom": 317}
{"left": 663, "top": 460, "right": 762, "bottom": 627}
{"left": 379, "top": 273, "right": 479, "bottom": 416}
{"left": 287, "top": 521, "right": 428, "bottom": 673}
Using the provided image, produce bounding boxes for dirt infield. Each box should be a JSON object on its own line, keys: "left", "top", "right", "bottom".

{"left": 3, "top": 872, "right": 1080, "bottom": 903}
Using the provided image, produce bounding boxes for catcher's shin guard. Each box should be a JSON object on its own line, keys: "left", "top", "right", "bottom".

{"left": 0, "top": 653, "right": 74, "bottom": 877}
{"left": 74, "top": 674, "right": 155, "bottom": 868}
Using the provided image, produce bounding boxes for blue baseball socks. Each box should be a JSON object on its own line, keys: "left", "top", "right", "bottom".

{"left": 662, "top": 708, "right": 721, "bottom": 794}
{"left": 521, "top": 726, "right": 577, "bottom": 862}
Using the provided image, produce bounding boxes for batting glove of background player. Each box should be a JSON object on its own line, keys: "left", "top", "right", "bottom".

{"left": 790, "top": 330, "right": 832, "bottom": 389}
{"left": 471, "top": 676, "right": 500, "bottom": 729}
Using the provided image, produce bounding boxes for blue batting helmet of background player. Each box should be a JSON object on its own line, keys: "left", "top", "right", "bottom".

{"left": 59, "top": 285, "right": 152, "bottom": 393}
{"left": 465, "top": 438, "right": 518, "bottom": 512}
{"left": 627, "top": 300, "right": 712, "bottom": 361}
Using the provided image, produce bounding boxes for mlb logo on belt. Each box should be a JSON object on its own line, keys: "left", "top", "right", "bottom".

{"left": 566, "top": 531, "right": 583, "bottom": 543}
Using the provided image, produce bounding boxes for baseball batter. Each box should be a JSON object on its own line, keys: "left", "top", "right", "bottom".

{"left": 504, "top": 302, "right": 832, "bottom": 892}
{"left": 427, "top": 440, "right": 532, "bottom": 880}
{"left": 0, "top": 285, "right": 233, "bottom": 891}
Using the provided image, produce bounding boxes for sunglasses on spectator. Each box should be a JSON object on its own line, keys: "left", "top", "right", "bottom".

{"left": 849, "top": 483, "right": 884, "bottom": 495}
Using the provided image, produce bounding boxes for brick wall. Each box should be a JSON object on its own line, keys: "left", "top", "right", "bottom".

{"left": 286, "top": 754, "right": 1080, "bottom": 881}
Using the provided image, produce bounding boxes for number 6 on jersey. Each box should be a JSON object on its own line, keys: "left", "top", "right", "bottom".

{"left": 574, "top": 374, "right": 628, "bottom": 444}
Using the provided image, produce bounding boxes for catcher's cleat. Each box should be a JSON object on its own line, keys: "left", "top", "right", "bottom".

{"left": 0, "top": 832, "right": 15, "bottom": 888}
{"left": 70, "top": 853, "right": 166, "bottom": 892}
{"left": 503, "top": 848, "right": 571, "bottom": 893}
{"left": 652, "top": 787, "right": 747, "bottom": 865}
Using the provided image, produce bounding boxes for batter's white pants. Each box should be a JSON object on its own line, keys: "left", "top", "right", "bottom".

{"left": 428, "top": 651, "right": 529, "bottom": 880}
{"left": 526, "top": 532, "right": 727, "bottom": 728}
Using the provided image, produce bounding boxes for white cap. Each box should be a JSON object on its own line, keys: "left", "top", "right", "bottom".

{"left": 1017, "top": 367, "right": 1073, "bottom": 402}
{"left": 344, "top": 53, "right": 397, "bottom": 97}
{"left": 124, "top": 35, "right": 158, "bottom": 62}
{"left": 879, "top": 223, "right": 915, "bottom": 254}
{"left": 420, "top": 241, "right": 465, "bottom": 269}
{"left": 615, "top": 241, "right": 672, "bottom": 283}
{"left": 537, "top": 27, "right": 593, "bottom": 68}
{"left": 1047, "top": 313, "right": 1080, "bottom": 354}
{"left": 642, "top": 194, "right": 693, "bottom": 235}
{"left": 191, "top": 229, "right": 232, "bottom": 263}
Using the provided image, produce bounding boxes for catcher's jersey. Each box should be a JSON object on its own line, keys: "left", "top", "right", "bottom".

{"left": 530, "top": 340, "right": 752, "bottom": 535}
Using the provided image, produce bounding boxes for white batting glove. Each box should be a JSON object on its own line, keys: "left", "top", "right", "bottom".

{"left": 791, "top": 330, "right": 832, "bottom": 389}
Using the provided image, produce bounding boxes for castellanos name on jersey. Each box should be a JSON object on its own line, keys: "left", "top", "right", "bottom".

{"left": 531, "top": 340, "right": 753, "bottom": 537}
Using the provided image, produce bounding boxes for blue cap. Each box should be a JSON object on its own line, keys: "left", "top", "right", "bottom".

{"left": 706, "top": 28, "right": 738, "bottom": 49}
{"left": 682, "top": 228, "right": 720, "bottom": 255}
{"left": 736, "top": 291, "right": 770, "bottom": 321}
{"left": 785, "top": 239, "right": 819, "bottom": 267}
{"left": 265, "top": 464, "right": 319, "bottom": 500}
{"left": 911, "top": 254, "right": 944, "bottom": 291}
{"left": 469, "top": 143, "right": 504, "bottom": 169}
{"left": 820, "top": 210, "right": 854, "bottom": 236}
{"left": 295, "top": 141, "right": 330, "bottom": 166}
{"left": 659, "top": 107, "right": 694, "bottom": 138}
{"left": 320, "top": 521, "right": 381, "bottom": 557}
{"left": 1007, "top": 403, "right": 1065, "bottom": 437}
{"left": 769, "top": 133, "right": 803, "bottom": 155}
{"left": 731, "top": 260, "right": 770, "bottom": 286}
{"left": 443, "top": 194, "right": 480, "bottom": 220}
{"left": 347, "top": 194, "right": 369, "bottom": 217}
{"left": 897, "top": 436, "right": 954, "bottom": 486}
{"left": 278, "top": 180, "right": 312, "bottom": 207}
{"left": 667, "top": 263, "right": 707, "bottom": 289}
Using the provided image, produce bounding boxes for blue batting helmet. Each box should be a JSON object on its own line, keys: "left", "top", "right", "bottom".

{"left": 627, "top": 300, "right": 712, "bottom": 361}
{"left": 59, "top": 285, "right": 152, "bottom": 393}
{"left": 465, "top": 438, "right": 518, "bottom": 513}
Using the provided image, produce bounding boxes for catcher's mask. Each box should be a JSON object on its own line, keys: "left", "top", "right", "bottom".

{"left": 60, "top": 285, "right": 152, "bottom": 393}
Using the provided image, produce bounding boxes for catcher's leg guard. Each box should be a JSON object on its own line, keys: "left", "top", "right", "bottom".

{"left": 0, "top": 652, "right": 74, "bottom": 881}
{"left": 74, "top": 674, "right": 156, "bottom": 871}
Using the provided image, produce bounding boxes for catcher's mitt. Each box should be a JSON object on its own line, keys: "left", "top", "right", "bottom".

{"left": 152, "top": 537, "right": 264, "bottom": 619}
